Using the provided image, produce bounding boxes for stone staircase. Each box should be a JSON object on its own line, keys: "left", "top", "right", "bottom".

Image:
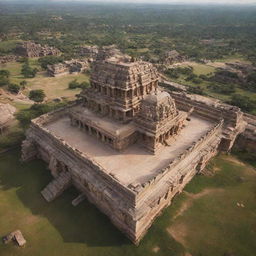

{"left": 41, "top": 171, "right": 71, "bottom": 202}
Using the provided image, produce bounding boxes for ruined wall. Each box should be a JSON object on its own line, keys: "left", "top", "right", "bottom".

{"left": 167, "top": 91, "right": 246, "bottom": 152}
{"left": 235, "top": 113, "right": 256, "bottom": 153}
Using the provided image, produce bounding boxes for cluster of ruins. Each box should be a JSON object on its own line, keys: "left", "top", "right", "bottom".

{"left": 47, "top": 59, "right": 89, "bottom": 77}
{"left": 22, "top": 52, "right": 255, "bottom": 244}
{"left": 78, "top": 45, "right": 128, "bottom": 62}
{"left": 15, "top": 41, "right": 61, "bottom": 58}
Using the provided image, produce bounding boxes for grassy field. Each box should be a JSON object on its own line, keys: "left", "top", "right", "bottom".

{"left": 0, "top": 61, "right": 88, "bottom": 103}
{"left": 0, "top": 150, "right": 256, "bottom": 256}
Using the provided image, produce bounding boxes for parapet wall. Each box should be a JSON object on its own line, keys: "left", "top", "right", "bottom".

{"left": 130, "top": 120, "right": 223, "bottom": 241}
{"left": 166, "top": 91, "right": 247, "bottom": 151}
{"left": 23, "top": 115, "right": 139, "bottom": 241}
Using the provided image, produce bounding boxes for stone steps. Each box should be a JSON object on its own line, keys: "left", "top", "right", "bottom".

{"left": 41, "top": 171, "right": 71, "bottom": 202}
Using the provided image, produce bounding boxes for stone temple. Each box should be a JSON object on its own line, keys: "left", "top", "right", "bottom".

{"left": 22, "top": 55, "right": 252, "bottom": 244}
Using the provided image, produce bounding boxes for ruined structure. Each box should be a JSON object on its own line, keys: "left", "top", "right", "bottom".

{"left": 79, "top": 45, "right": 129, "bottom": 62}
{"left": 0, "top": 55, "right": 18, "bottom": 64}
{"left": 79, "top": 45, "right": 99, "bottom": 61}
{"left": 47, "top": 59, "right": 89, "bottom": 77}
{"left": 161, "top": 50, "right": 186, "bottom": 65}
{"left": 16, "top": 41, "right": 61, "bottom": 58}
{"left": 235, "top": 113, "right": 256, "bottom": 153}
{"left": 22, "top": 55, "right": 253, "bottom": 244}
{"left": 0, "top": 103, "right": 16, "bottom": 135}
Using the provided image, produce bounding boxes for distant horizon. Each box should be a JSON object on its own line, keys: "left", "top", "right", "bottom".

{"left": 1, "top": 0, "right": 256, "bottom": 5}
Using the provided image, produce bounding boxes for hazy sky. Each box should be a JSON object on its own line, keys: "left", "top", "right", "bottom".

{"left": 1, "top": 0, "right": 256, "bottom": 4}
{"left": 49, "top": 0, "right": 256, "bottom": 4}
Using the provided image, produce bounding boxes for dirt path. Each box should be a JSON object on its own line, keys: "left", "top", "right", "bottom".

{"left": 167, "top": 188, "right": 224, "bottom": 248}
{"left": 172, "top": 188, "right": 224, "bottom": 220}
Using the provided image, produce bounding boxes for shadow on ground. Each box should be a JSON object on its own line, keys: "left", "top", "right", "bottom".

{"left": 0, "top": 149, "right": 184, "bottom": 256}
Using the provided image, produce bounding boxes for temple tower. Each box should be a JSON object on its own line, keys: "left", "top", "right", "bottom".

{"left": 136, "top": 90, "right": 189, "bottom": 153}
{"left": 80, "top": 58, "right": 159, "bottom": 122}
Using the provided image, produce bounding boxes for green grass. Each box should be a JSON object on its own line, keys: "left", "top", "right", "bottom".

{"left": 0, "top": 150, "right": 256, "bottom": 256}
{"left": 0, "top": 150, "right": 184, "bottom": 256}
{"left": 0, "top": 61, "right": 89, "bottom": 102}
{"left": 0, "top": 40, "right": 21, "bottom": 53}
{"left": 179, "top": 63, "right": 215, "bottom": 76}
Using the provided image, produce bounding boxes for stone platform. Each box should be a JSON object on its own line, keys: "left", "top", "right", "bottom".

{"left": 46, "top": 115, "right": 214, "bottom": 186}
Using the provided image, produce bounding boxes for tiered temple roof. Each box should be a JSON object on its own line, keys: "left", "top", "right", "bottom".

{"left": 71, "top": 57, "right": 190, "bottom": 153}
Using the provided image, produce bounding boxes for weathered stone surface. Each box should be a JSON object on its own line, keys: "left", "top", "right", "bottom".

{"left": 21, "top": 56, "right": 254, "bottom": 244}
{"left": 41, "top": 171, "right": 71, "bottom": 202}
{"left": 2, "top": 230, "right": 26, "bottom": 247}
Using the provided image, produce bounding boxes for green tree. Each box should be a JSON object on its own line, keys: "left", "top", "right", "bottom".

{"left": 21, "top": 63, "right": 37, "bottom": 78}
{"left": 68, "top": 79, "right": 80, "bottom": 89}
{"left": 230, "top": 94, "right": 255, "bottom": 112}
{"left": 38, "top": 56, "right": 64, "bottom": 69}
{"left": 0, "top": 77, "right": 9, "bottom": 87}
{"left": 7, "top": 83, "right": 20, "bottom": 94}
{"left": 29, "top": 89, "right": 46, "bottom": 102}
{"left": 20, "top": 80, "right": 27, "bottom": 89}
{"left": 0, "top": 70, "right": 10, "bottom": 78}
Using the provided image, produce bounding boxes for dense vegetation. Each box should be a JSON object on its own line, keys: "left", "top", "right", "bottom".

{"left": 0, "top": 2, "right": 256, "bottom": 63}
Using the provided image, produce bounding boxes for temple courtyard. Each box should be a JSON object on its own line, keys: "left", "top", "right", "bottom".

{"left": 45, "top": 115, "right": 214, "bottom": 186}
{"left": 0, "top": 149, "right": 255, "bottom": 256}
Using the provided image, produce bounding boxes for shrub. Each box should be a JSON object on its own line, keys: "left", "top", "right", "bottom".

{"left": 0, "top": 76, "right": 10, "bottom": 87}
{"left": 7, "top": 83, "right": 20, "bottom": 94}
{"left": 191, "top": 78, "right": 202, "bottom": 84}
{"left": 68, "top": 79, "right": 80, "bottom": 89}
{"left": 16, "top": 102, "right": 66, "bottom": 127}
{"left": 0, "top": 69, "right": 10, "bottom": 78}
{"left": 21, "top": 63, "right": 37, "bottom": 78}
{"left": 68, "top": 80, "right": 89, "bottom": 89}
{"left": 29, "top": 89, "right": 46, "bottom": 102}
{"left": 188, "top": 86, "right": 205, "bottom": 95}
{"left": 230, "top": 94, "right": 255, "bottom": 112}
{"left": 38, "top": 56, "right": 64, "bottom": 69}
{"left": 19, "top": 80, "right": 27, "bottom": 89}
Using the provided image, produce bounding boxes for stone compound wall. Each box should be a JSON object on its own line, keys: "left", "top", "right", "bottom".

{"left": 167, "top": 91, "right": 247, "bottom": 152}
{"left": 22, "top": 103, "right": 224, "bottom": 244}
{"left": 235, "top": 113, "right": 256, "bottom": 153}
{"left": 22, "top": 107, "right": 138, "bottom": 241}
